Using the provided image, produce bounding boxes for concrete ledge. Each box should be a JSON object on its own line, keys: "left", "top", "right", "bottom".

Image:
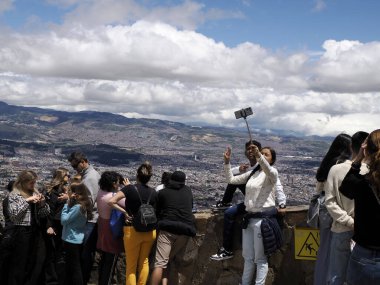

{"left": 90, "top": 205, "right": 314, "bottom": 285}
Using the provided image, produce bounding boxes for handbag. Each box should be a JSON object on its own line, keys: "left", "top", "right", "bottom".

{"left": 110, "top": 209, "right": 124, "bottom": 239}
{"left": 109, "top": 193, "right": 125, "bottom": 239}
{"left": 307, "top": 192, "right": 332, "bottom": 229}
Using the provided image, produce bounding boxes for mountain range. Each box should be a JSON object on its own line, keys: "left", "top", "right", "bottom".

{"left": 0, "top": 101, "right": 331, "bottom": 206}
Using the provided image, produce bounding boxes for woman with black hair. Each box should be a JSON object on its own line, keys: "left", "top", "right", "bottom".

{"left": 96, "top": 171, "right": 125, "bottom": 285}
{"left": 108, "top": 161, "right": 157, "bottom": 285}
{"left": 224, "top": 144, "right": 282, "bottom": 285}
{"left": 313, "top": 133, "right": 352, "bottom": 285}
{"left": 339, "top": 129, "right": 380, "bottom": 285}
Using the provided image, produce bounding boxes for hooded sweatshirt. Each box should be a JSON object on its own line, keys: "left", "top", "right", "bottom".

{"left": 156, "top": 181, "right": 196, "bottom": 236}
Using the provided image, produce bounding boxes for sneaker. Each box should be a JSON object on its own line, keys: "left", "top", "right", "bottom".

{"left": 210, "top": 247, "right": 234, "bottom": 261}
{"left": 212, "top": 201, "right": 232, "bottom": 211}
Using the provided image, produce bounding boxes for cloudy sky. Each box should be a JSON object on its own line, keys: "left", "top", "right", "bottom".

{"left": 0, "top": 0, "right": 379, "bottom": 136}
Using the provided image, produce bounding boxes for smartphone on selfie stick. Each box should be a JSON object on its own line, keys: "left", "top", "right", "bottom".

{"left": 234, "top": 107, "right": 254, "bottom": 141}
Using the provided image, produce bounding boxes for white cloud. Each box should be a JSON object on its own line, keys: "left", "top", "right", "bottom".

{"left": 0, "top": 21, "right": 308, "bottom": 90}
{"left": 310, "top": 40, "right": 380, "bottom": 92}
{"left": 50, "top": 0, "right": 242, "bottom": 30}
{"left": 0, "top": 15, "right": 379, "bottom": 136}
{"left": 0, "top": 0, "right": 13, "bottom": 14}
{"left": 313, "top": 0, "right": 326, "bottom": 12}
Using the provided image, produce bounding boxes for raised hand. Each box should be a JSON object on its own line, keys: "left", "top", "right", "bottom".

{"left": 122, "top": 178, "right": 131, "bottom": 186}
{"left": 353, "top": 137, "right": 367, "bottom": 164}
{"left": 239, "top": 163, "right": 250, "bottom": 173}
{"left": 37, "top": 193, "right": 46, "bottom": 206}
{"left": 26, "top": 194, "right": 40, "bottom": 204}
{"left": 224, "top": 147, "right": 232, "bottom": 164}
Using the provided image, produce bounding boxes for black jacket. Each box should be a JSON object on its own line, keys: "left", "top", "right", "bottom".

{"left": 156, "top": 182, "right": 196, "bottom": 237}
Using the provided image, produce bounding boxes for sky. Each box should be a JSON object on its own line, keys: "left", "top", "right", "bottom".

{"left": 0, "top": 0, "right": 379, "bottom": 136}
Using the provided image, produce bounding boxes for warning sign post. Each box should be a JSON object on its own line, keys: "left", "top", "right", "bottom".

{"left": 294, "top": 227, "right": 320, "bottom": 260}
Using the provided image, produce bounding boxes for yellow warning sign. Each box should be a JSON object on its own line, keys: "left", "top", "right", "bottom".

{"left": 294, "top": 227, "right": 320, "bottom": 260}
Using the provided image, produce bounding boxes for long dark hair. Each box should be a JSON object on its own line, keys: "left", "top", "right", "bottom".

{"left": 316, "top": 133, "right": 352, "bottom": 182}
{"left": 262, "top": 146, "right": 277, "bottom": 166}
{"left": 68, "top": 182, "right": 93, "bottom": 220}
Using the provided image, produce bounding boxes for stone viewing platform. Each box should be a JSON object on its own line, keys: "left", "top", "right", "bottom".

{"left": 94, "top": 205, "right": 315, "bottom": 285}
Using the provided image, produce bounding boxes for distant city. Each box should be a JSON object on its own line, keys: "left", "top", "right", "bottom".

{"left": 0, "top": 101, "right": 330, "bottom": 211}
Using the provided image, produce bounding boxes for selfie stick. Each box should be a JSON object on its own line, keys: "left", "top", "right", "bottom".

{"left": 234, "top": 107, "right": 253, "bottom": 142}
{"left": 244, "top": 117, "right": 253, "bottom": 142}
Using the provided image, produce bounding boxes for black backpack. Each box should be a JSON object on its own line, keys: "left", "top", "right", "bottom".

{"left": 132, "top": 186, "right": 157, "bottom": 232}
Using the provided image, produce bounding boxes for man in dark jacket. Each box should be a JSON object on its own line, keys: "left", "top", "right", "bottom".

{"left": 150, "top": 171, "right": 196, "bottom": 285}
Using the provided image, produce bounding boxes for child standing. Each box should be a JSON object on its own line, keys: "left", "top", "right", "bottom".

{"left": 61, "top": 182, "right": 93, "bottom": 285}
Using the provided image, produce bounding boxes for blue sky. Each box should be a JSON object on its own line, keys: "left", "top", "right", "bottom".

{"left": 0, "top": 0, "right": 379, "bottom": 135}
{"left": 3, "top": 0, "right": 380, "bottom": 50}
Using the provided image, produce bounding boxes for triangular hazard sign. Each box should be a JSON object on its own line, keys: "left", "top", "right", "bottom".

{"left": 297, "top": 232, "right": 319, "bottom": 258}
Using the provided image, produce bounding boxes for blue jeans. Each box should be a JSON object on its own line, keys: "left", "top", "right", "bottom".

{"left": 313, "top": 227, "right": 332, "bottom": 285}
{"left": 222, "top": 202, "right": 246, "bottom": 251}
{"left": 327, "top": 231, "right": 353, "bottom": 285}
{"left": 347, "top": 244, "right": 380, "bottom": 285}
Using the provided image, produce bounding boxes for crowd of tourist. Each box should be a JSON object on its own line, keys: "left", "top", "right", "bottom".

{"left": 0, "top": 128, "right": 379, "bottom": 285}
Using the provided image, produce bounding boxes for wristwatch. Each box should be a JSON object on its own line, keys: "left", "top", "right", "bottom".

{"left": 279, "top": 204, "right": 286, "bottom": 209}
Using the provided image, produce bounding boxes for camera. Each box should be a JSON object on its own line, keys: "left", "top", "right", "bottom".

{"left": 234, "top": 107, "right": 253, "bottom": 119}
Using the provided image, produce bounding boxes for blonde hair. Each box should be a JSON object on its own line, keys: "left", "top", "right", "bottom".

{"left": 47, "top": 167, "right": 69, "bottom": 193}
{"left": 13, "top": 170, "right": 38, "bottom": 197}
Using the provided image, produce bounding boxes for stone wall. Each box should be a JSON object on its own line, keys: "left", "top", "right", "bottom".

{"left": 96, "top": 205, "right": 316, "bottom": 285}
{"left": 160, "top": 205, "right": 315, "bottom": 285}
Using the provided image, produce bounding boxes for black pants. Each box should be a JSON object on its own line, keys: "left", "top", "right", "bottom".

{"left": 44, "top": 226, "right": 65, "bottom": 285}
{"left": 27, "top": 231, "right": 46, "bottom": 285}
{"left": 81, "top": 222, "right": 98, "bottom": 284}
{"left": 64, "top": 241, "right": 83, "bottom": 285}
{"left": 223, "top": 202, "right": 246, "bottom": 251}
{"left": 221, "top": 184, "right": 246, "bottom": 204}
{"left": 0, "top": 226, "right": 17, "bottom": 284}
{"left": 98, "top": 251, "right": 119, "bottom": 285}
{"left": 8, "top": 226, "right": 34, "bottom": 285}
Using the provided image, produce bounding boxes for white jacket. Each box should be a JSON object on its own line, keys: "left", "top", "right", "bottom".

{"left": 225, "top": 153, "right": 279, "bottom": 213}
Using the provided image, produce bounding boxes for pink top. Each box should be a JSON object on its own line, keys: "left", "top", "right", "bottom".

{"left": 96, "top": 190, "right": 125, "bottom": 253}
{"left": 97, "top": 190, "right": 125, "bottom": 219}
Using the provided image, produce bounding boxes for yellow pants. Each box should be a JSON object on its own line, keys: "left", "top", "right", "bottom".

{"left": 123, "top": 226, "right": 156, "bottom": 285}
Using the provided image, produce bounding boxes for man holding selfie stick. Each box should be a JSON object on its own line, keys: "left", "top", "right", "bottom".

{"left": 213, "top": 108, "right": 255, "bottom": 211}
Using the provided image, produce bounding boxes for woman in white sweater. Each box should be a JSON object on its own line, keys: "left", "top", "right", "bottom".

{"left": 224, "top": 143, "right": 279, "bottom": 285}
